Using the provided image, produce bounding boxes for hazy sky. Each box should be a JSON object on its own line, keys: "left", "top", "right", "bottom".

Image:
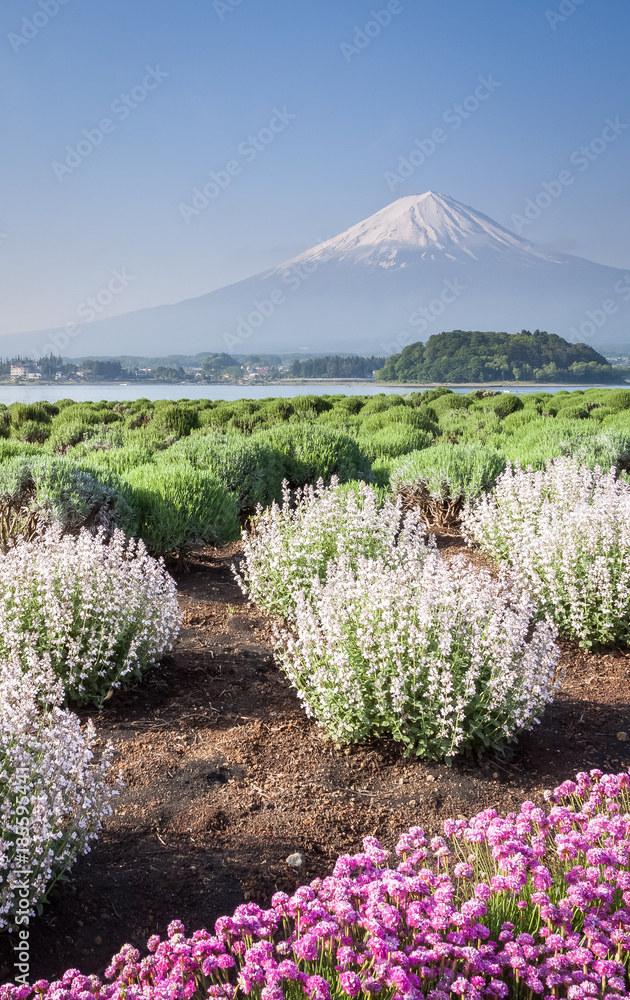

{"left": 0, "top": 0, "right": 629, "bottom": 337}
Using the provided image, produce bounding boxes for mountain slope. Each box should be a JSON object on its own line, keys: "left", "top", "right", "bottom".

{"left": 3, "top": 192, "right": 629, "bottom": 359}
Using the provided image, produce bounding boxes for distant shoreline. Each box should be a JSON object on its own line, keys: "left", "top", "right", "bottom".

{"left": 278, "top": 379, "right": 630, "bottom": 388}
{"left": 2, "top": 378, "right": 628, "bottom": 389}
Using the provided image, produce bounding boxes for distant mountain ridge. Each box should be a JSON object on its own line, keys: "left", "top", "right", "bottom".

{"left": 2, "top": 191, "right": 629, "bottom": 359}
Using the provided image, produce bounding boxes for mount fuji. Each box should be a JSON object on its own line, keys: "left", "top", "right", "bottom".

{"left": 5, "top": 191, "right": 630, "bottom": 359}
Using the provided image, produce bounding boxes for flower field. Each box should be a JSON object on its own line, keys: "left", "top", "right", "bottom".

{"left": 3, "top": 764, "right": 630, "bottom": 1000}
{"left": 1, "top": 388, "right": 630, "bottom": 992}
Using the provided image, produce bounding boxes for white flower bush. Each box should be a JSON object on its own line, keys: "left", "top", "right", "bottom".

{"left": 235, "top": 478, "right": 429, "bottom": 618}
{"left": 0, "top": 651, "right": 119, "bottom": 928}
{"left": 275, "top": 552, "right": 559, "bottom": 761}
{"left": 0, "top": 525, "right": 181, "bottom": 706}
{"left": 462, "top": 457, "right": 630, "bottom": 647}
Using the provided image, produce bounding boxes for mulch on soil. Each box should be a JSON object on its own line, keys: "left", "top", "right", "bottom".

{"left": 1, "top": 537, "right": 629, "bottom": 984}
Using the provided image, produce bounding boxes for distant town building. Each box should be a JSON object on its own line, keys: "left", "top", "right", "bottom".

{"left": 10, "top": 363, "right": 35, "bottom": 379}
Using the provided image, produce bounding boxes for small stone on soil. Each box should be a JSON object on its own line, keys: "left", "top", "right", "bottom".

{"left": 285, "top": 852, "right": 305, "bottom": 868}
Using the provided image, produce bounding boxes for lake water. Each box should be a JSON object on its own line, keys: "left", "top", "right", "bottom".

{"left": 0, "top": 382, "right": 627, "bottom": 405}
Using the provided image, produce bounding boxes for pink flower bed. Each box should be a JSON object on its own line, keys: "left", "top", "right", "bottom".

{"left": 3, "top": 770, "right": 629, "bottom": 1000}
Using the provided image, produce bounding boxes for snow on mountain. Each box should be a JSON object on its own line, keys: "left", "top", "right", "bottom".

{"left": 283, "top": 191, "right": 560, "bottom": 269}
{"left": 3, "top": 192, "right": 629, "bottom": 359}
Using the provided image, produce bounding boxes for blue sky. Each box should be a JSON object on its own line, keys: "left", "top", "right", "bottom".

{"left": 0, "top": 0, "right": 628, "bottom": 338}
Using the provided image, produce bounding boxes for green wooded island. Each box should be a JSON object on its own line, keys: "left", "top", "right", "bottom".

{"left": 376, "top": 330, "right": 628, "bottom": 384}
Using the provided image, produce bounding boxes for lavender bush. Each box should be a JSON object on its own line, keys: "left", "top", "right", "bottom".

{"left": 0, "top": 651, "right": 118, "bottom": 930}
{"left": 0, "top": 526, "right": 181, "bottom": 707}
{"left": 462, "top": 457, "right": 630, "bottom": 647}
{"left": 235, "top": 479, "right": 428, "bottom": 619}
{"left": 4, "top": 769, "right": 630, "bottom": 999}
{"left": 275, "top": 553, "right": 559, "bottom": 760}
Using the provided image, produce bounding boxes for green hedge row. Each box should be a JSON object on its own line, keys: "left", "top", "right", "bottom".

{"left": 2, "top": 388, "right": 630, "bottom": 554}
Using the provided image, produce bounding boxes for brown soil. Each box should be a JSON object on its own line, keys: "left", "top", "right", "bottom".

{"left": 2, "top": 538, "right": 630, "bottom": 985}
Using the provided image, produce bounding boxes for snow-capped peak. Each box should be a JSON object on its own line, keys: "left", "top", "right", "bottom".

{"left": 283, "top": 191, "right": 559, "bottom": 270}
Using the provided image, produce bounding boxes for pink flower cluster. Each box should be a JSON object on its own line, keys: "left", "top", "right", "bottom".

{"left": 3, "top": 770, "right": 629, "bottom": 1000}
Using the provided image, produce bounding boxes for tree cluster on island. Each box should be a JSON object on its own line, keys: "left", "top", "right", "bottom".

{"left": 287, "top": 355, "right": 384, "bottom": 378}
{"left": 376, "top": 330, "right": 630, "bottom": 383}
